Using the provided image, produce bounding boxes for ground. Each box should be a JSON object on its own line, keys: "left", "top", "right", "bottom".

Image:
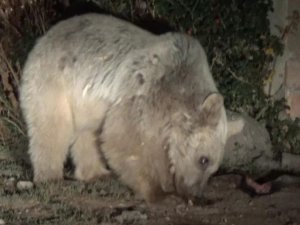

{"left": 1, "top": 146, "right": 300, "bottom": 225}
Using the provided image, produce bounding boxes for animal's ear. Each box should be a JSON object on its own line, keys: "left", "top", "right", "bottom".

{"left": 227, "top": 118, "right": 245, "bottom": 139}
{"left": 199, "top": 93, "right": 224, "bottom": 127}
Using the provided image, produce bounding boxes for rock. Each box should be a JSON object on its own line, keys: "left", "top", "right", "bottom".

{"left": 281, "top": 153, "right": 300, "bottom": 174}
{"left": 99, "top": 189, "right": 108, "bottom": 196}
{"left": 115, "top": 210, "right": 148, "bottom": 224}
{"left": 0, "top": 219, "right": 5, "bottom": 225}
{"left": 16, "top": 181, "right": 34, "bottom": 191}
{"left": 274, "top": 174, "right": 300, "bottom": 185}
{"left": 4, "top": 177, "right": 17, "bottom": 193}
{"left": 222, "top": 111, "right": 280, "bottom": 177}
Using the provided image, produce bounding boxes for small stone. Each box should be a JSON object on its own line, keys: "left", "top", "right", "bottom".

{"left": 115, "top": 210, "right": 147, "bottom": 224}
{"left": 222, "top": 217, "right": 228, "bottom": 223}
{"left": 8, "top": 177, "right": 16, "bottom": 181}
{"left": 99, "top": 189, "right": 108, "bottom": 196}
{"left": 176, "top": 204, "right": 189, "bottom": 216}
{"left": 188, "top": 199, "right": 194, "bottom": 206}
{"left": 16, "top": 181, "right": 34, "bottom": 191}
{"left": 4, "top": 177, "right": 17, "bottom": 193}
{"left": 202, "top": 218, "right": 210, "bottom": 224}
{"left": 0, "top": 219, "right": 6, "bottom": 225}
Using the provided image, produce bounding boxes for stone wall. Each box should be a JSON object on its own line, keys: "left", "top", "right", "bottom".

{"left": 269, "top": 0, "right": 300, "bottom": 119}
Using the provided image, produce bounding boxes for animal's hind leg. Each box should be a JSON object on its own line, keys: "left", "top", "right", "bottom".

{"left": 26, "top": 90, "right": 73, "bottom": 182}
{"left": 71, "top": 130, "right": 110, "bottom": 181}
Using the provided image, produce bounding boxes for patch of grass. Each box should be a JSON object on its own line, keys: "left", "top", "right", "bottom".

{"left": 0, "top": 168, "right": 134, "bottom": 224}
{"left": 0, "top": 204, "right": 97, "bottom": 225}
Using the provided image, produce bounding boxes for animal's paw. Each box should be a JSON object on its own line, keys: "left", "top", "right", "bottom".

{"left": 75, "top": 165, "right": 111, "bottom": 182}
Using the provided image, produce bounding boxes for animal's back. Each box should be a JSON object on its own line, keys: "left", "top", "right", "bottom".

{"left": 20, "top": 14, "right": 157, "bottom": 103}
{"left": 21, "top": 13, "right": 218, "bottom": 105}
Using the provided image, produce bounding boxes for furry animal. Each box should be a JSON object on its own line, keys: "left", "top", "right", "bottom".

{"left": 100, "top": 93, "right": 227, "bottom": 202}
{"left": 20, "top": 13, "right": 240, "bottom": 202}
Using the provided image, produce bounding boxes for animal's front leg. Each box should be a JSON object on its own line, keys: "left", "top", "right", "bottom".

{"left": 71, "top": 130, "right": 111, "bottom": 181}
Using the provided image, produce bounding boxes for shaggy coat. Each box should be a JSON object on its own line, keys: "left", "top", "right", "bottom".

{"left": 20, "top": 14, "right": 238, "bottom": 202}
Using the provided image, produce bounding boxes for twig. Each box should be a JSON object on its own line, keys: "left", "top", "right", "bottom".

{"left": 1, "top": 117, "right": 26, "bottom": 137}
{"left": 0, "top": 43, "right": 20, "bottom": 86}
{"left": 212, "top": 52, "right": 252, "bottom": 85}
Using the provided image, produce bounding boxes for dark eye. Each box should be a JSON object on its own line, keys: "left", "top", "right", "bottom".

{"left": 199, "top": 156, "right": 209, "bottom": 169}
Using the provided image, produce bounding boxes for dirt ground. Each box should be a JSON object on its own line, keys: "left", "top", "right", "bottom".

{"left": 1, "top": 146, "right": 300, "bottom": 225}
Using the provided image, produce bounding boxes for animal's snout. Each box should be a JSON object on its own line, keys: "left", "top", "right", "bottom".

{"left": 174, "top": 173, "right": 204, "bottom": 198}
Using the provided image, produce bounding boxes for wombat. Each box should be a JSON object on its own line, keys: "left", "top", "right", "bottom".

{"left": 20, "top": 13, "right": 241, "bottom": 202}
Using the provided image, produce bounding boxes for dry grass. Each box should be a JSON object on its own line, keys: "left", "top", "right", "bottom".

{"left": 0, "top": 0, "right": 66, "bottom": 146}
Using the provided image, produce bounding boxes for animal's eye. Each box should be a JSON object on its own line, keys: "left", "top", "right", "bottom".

{"left": 199, "top": 156, "right": 209, "bottom": 169}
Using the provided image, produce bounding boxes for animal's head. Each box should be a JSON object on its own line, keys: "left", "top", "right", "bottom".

{"left": 163, "top": 93, "right": 242, "bottom": 199}
{"left": 166, "top": 93, "right": 226, "bottom": 198}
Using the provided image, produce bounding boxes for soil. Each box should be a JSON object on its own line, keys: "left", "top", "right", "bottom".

{"left": 1, "top": 148, "right": 300, "bottom": 225}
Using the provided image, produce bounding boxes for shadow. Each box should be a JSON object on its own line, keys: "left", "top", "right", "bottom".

{"left": 53, "top": 0, "right": 174, "bottom": 34}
